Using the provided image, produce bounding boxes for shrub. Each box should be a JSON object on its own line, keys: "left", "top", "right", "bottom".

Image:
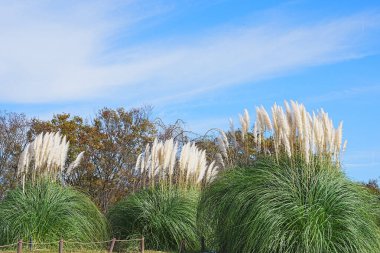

{"left": 0, "top": 181, "right": 109, "bottom": 245}
{"left": 108, "top": 187, "right": 199, "bottom": 251}
{"left": 198, "top": 158, "right": 380, "bottom": 253}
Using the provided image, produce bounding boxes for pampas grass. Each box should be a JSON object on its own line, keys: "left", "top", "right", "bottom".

{"left": 217, "top": 100, "right": 346, "bottom": 169}
{"left": 108, "top": 187, "right": 199, "bottom": 251}
{"left": 134, "top": 138, "right": 218, "bottom": 189}
{"left": 197, "top": 100, "right": 380, "bottom": 252}
{"left": 17, "top": 132, "right": 84, "bottom": 191}
{"left": 0, "top": 181, "right": 109, "bottom": 245}
{"left": 239, "top": 109, "right": 250, "bottom": 141}
{"left": 2, "top": 133, "right": 105, "bottom": 247}
{"left": 198, "top": 158, "right": 380, "bottom": 253}
{"left": 110, "top": 138, "right": 217, "bottom": 252}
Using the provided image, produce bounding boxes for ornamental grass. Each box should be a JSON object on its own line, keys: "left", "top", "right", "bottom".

{"left": 109, "top": 139, "right": 218, "bottom": 252}
{"left": 197, "top": 101, "right": 380, "bottom": 253}
{"left": 108, "top": 187, "right": 199, "bottom": 252}
{"left": 0, "top": 181, "right": 109, "bottom": 245}
{"left": 198, "top": 157, "right": 380, "bottom": 253}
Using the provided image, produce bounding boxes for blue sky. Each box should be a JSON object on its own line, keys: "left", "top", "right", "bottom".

{"left": 1, "top": 0, "right": 380, "bottom": 182}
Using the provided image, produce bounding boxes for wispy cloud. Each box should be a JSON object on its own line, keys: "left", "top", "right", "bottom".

{"left": 345, "top": 162, "right": 380, "bottom": 168}
{"left": 1, "top": 2, "right": 379, "bottom": 104}
{"left": 343, "top": 150, "right": 380, "bottom": 168}
{"left": 343, "top": 150, "right": 380, "bottom": 181}
{"left": 306, "top": 85, "right": 380, "bottom": 103}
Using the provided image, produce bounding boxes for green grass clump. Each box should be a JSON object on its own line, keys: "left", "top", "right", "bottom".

{"left": 0, "top": 181, "right": 109, "bottom": 245}
{"left": 108, "top": 187, "right": 199, "bottom": 252}
{"left": 198, "top": 158, "right": 380, "bottom": 253}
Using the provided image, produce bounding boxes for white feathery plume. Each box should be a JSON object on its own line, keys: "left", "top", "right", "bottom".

{"left": 291, "top": 100, "right": 303, "bottom": 140}
{"left": 66, "top": 151, "right": 85, "bottom": 175}
{"left": 342, "top": 140, "right": 348, "bottom": 152}
{"left": 215, "top": 153, "right": 225, "bottom": 168}
{"left": 239, "top": 109, "right": 250, "bottom": 140}
{"left": 283, "top": 133, "right": 292, "bottom": 157}
{"left": 225, "top": 100, "right": 345, "bottom": 167}
{"left": 58, "top": 136, "right": 69, "bottom": 171}
{"left": 33, "top": 133, "right": 42, "bottom": 169}
{"left": 135, "top": 154, "right": 142, "bottom": 174}
{"left": 163, "top": 139, "right": 173, "bottom": 171}
{"left": 185, "top": 143, "right": 197, "bottom": 182}
{"left": 207, "top": 163, "right": 219, "bottom": 182}
{"left": 336, "top": 121, "right": 343, "bottom": 152}
{"left": 277, "top": 106, "right": 290, "bottom": 137}
{"left": 197, "top": 160, "right": 210, "bottom": 183}
{"left": 179, "top": 142, "right": 190, "bottom": 175}
{"left": 221, "top": 130, "right": 229, "bottom": 147}
{"left": 260, "top": 106, "right": 273, "bottom": 131}
{"left": 304, "top": 122, "right": 310, "bottom": 163}
{"left": 217, "top": 136, "right": 228, "bottom": 159}
{"left": 17, "top": 132, "right": 82, "bottom": 190}
{"left": 194, "top": 150, "right": 206, "bottom": 182}
{"left": 24, "top": 145, "right": 31, "bottom": 176}
{"left": 229, "top": 118, "right": 237, "bottom": 148}
{"left": 239, "top": 115, "right": 247, "bottom": 140}
{"left": 244, "top": 109, "right": 250, "bottom": 129}
{"left": 17, "top": 143, "right": 29, "bottom": 176}
{"left": 271, "top": 105, "right": 280, "bottom": 157}
{"left": 253, "top": 122, "right": 258, "bottom": 145}
{"left": 201, "top": 161, "right": 216, "bottom": 183}
{"left": 143, "top": 143, "right": 150, "bottom": 174}
{"left": 42, "top": 132, "right": 53, "bottom": 169}
{"left": 140, "top": 158, "right": 146, "bottom": 175}
{"left": 22, "top": 175, "right": 25, "bottom": 193}
{"left": 134, "top": 138, "right": 217, "bottom": 188}
{"left": 255, "top": 107, "right": 263, "bottom": 133}
{"left": 169, "top": 142, "right": 178, "bottom": 178}
{"left": 271, "top": 104, "right": 279, "bottom": 136}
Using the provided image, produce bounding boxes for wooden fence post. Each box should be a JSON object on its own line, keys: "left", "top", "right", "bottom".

{"left": 201, "top": 236, "right": 205, "bottom": 252}
{"left": 179, "top": 240, "right": 185, "bottom": 253}
{"left": 29, "top": 237, "right": 32, "bottom": 252}
{"left": 140, "top": 236, "right": 144, "bottom": 253}
{"left": 17, "top": 240, "right": 22, "bottom": 253}
{"left": 108, "top": 238, "right": 116, "bottom": 253}
{"left": 58, "top": 239, "right": 64, "bottom": 253}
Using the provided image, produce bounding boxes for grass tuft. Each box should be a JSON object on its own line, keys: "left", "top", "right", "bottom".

{"left": 0, "top": 181, "right": 109, "bottom": 245}
{"left": 108, "top": 187, "right": 199, "bottom": 252}
{"left": 198, "top": 157, "right": 380, "bottom": 253}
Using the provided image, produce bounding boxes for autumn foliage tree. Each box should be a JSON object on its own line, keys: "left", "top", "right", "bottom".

{"left": 29, "top": 107, "right": 157, "bottom": 210}
{"left": 0, "top": 111, "right": 29, "bottom": 198}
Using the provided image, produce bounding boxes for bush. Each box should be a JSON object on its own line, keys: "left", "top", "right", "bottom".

{"left": 108, "top": 187, "right": 200, "bottom": 251}
{"left": 198, "top": 158, "right": 380, "bottom": 253}
{"left": 0, "top": 181, "right": 109, "bottom": 245}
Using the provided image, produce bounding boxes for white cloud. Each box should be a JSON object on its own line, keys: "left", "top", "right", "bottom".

{"left": 0, "top": 2, "right": 379, "bottom": 104}
{"left": 343, "top": 149, "right": 380, "bottom": 169}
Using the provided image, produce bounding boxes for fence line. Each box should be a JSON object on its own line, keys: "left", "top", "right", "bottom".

{"left": 0, "top": 242, "right": 18, "bottom": 248}
{"left": 63, "top": 238, "right": 141, "bottom": 244}
{"left": 27, "top": 241, "right": 59, "bottom": 246}
{"left": 0, "top": 237, "right": 145, "bottom": 253}
{"left": 62, "top": 240, "right": 113, "bottom": 245}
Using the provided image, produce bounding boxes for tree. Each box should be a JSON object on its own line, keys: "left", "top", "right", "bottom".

{"left": 85, "top": 107, "right": 157, "bottom": 210}
{"left": 29, "top": 107, "right": 157, "bottom": 210}
{"left": 0, "top": 111, "right": 29, "bottom": 198}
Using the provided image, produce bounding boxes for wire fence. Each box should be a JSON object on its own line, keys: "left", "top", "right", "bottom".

{"left": 0, "top": 238, "right": 145, "bottom": 253}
